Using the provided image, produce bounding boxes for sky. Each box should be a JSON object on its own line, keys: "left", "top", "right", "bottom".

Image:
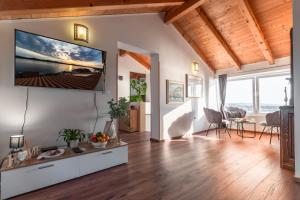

{"left": 15, "top": 30, "right": 104, "bottom": 68}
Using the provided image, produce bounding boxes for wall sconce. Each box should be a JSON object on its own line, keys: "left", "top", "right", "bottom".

{"left": 74, "top": 23, "right": 89, "bottom": 43}
{"left": 192, "top": 61, "right": 199, "bottom": 72}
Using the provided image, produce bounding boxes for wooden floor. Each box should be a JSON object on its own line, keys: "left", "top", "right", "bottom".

{"left": 12, "top": 130, "right": 300, "bottom": 200}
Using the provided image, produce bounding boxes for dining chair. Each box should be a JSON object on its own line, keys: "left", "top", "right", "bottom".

{"left": 259, "top": 111, "right": 280, "bottom": 144}
{"left": 203, "top": 107, "right": 231, "bottom": 139}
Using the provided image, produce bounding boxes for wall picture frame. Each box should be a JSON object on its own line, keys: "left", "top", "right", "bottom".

{"left": 103, "top": 121, "right": 112, "bottom": 134}
{"left": 166, "top": 80, "right": 184, "bottom": 104}
{"left": 186, "top": 74, "right": 203, "bottom": 98}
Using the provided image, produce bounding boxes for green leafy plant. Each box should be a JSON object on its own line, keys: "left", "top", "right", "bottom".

{"left": 130, "top": 79, "right": 147, "bottom": 102}
{"left": 107, "top": 97, "right": 130, "bottom": 120}
{"left": 57, "top": 129, "right": 84, "bottom": 146}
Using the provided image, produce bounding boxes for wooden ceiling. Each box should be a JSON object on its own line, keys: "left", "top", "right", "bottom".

{"left": 0, "top": 0, "right": 292, "bottom": 72}
{"left": 173, "top": 0, "right": 292, "bottom": 71}
{"left": 0, "top": 0, "right": 184, "bottom": 20}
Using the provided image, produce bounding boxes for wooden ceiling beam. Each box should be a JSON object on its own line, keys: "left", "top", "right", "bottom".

{"left": 165, "top": 0, "right": 207, "bottom": 24}
{"left": 119, "top": 50, "right": 151, "bottom": 70}
{"left": 128, "top": 52, "right": 151, "bottom": 70}
{"left": 196, "top": 8, "right": 241, "bottom": 69}
{"left": 238, "top": 0, "right": 275, "bottom": 64}
{"left": 0, "top": 0, "right": 184, "bottom": 20}
{"left": 119, "top": 49, "right": 128, "bottom": 57}
{"left": 0, "top": 0, "right": 184, "bottom": 11}
{"left": 173, "top": 22, "right": 216, "bottom": 73}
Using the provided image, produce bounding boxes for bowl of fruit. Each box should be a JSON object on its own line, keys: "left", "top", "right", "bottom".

{"left": 89, "top": 132, "right": 110, "bottom": 148}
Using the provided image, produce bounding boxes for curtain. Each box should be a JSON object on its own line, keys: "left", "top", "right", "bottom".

{"left": 218, "top": 74, "right": 227, "bottom": 119}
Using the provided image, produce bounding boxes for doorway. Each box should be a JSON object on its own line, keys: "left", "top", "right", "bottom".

{"left": 117, "top": 44, "right": 156, "bottom": 142}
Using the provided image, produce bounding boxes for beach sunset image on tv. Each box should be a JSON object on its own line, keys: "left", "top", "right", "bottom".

{"left": 15, "top": 30, "right": 106, "bottom": 91}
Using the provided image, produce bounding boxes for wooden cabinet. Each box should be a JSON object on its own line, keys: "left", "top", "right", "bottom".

{"left": 78, "top": 146, "right": 128, "bottom": 176}
{"left": 280, "top": 106, "right": 295, "bottom": 171}
{"left": 1, "top": 157, "right": 79, "bottom": 199}
{"left": 1, "top": 143, "right": 128, "bottom": 199}
{"left": 119, "top": 109, "right": 139, "bottom": 132}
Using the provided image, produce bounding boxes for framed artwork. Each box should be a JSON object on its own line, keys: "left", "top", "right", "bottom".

{"left": 166, "top": 80, "right": 184, "bottom": 104}
{"left": 103, "top": 121, "right": 112, "bottom": 134}
{"left": 186, "top": 74, "right": 203, "bottom": 98}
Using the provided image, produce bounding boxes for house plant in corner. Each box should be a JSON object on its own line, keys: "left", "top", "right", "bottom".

{"left": 57, "top": 129, "right": 84, "bottom": 148}
{"left": 107, "top": 97, "right": 130, "bottom": 143}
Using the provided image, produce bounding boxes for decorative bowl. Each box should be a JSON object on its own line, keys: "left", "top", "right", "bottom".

{"left": 37, "top": 149, "right": 65, "bottom": 160}
{"left": 91, "top": 141, "right": 107, "bottom": 148}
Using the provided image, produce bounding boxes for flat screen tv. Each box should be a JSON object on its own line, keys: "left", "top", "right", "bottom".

{"left": 15, "top": 30, "right": 106, "bottom": 91}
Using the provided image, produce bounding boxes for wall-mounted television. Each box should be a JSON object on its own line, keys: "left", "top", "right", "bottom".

{"left": 15, "top": 30, "right": 106, "bottom": 91}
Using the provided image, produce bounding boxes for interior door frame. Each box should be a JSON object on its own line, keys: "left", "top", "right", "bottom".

{"left": 116, "top": 42, "right": 161, "bottom": 141}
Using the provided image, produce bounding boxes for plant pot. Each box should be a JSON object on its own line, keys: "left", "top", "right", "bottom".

{"left": 69, "top": 140, "right": 79, "bottom": 149}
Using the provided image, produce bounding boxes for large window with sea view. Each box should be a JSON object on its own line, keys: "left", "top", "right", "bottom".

{"left": 225, "top": 78, "right": 254, "bottom": 113}
{"left": 225, "top": 72, "right": 290, "bottom": 115}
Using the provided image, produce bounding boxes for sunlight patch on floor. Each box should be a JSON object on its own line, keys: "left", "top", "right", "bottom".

{"left": 189, "top": 135, "right": 225, "bottom": 141}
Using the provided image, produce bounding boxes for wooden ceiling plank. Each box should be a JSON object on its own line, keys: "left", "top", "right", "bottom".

{"left": 128, "top": 52, "right": 151, "bottom": 70}
{"left": 0, "top": 0, "right": 185, "bottom": 20}
{"left": 238, "top": 0, "right": 275, "bottom": 64}
{"left": 165, "top": 0, "right": 207, "bottom": 24}
{"left": 173, "top": 22, "right": 216, "bottom": 73}
{"left": 196, "top": 8, "right": 241, "bottom": 69}
{"left": 119, "top": 49, "right": 128, "bottom": 57}
{"left": 119, "top": 50, "right": 151, "bottom": 70}
{"left": 0, "top": 0, "right": 184, "bottom": 11}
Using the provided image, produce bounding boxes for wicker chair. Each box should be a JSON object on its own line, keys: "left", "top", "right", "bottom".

{"left": 259, "top": 111, "right": 280, "bottom": 144}
{"left": 203, "top": 107, "right": 231, "bottom": 139}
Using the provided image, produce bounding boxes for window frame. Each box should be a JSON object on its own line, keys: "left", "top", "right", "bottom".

{"left": 226, "top": 72, "right": 290, "bottom": 115}
{"left": 225, "top": 77, "right": 255, "bottom": 114}
{"left": 256, "top": 73, "right": 290, "bottom": 114}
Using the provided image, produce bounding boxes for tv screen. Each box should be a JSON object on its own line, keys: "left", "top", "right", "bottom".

{"left": 15, "top": 30, "right": 106, "bottom": 91}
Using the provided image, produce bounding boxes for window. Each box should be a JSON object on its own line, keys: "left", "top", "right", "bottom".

{"left": 226, "top": 78, "right": 254, "bottom": 112}
{"left": 258, "top": 75, "right": 290, "bottom": 113}
{"left": 225, "top": 72, "right": 290, "bottom": 114}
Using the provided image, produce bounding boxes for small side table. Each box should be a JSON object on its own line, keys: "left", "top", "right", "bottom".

{"left": 233, "top": 119, "right": 257, "bottom": 139}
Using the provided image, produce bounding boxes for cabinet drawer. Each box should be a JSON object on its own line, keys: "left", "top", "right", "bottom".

{"left": 78, "top": 146, "right": 128, "bottom": 176}
{"left": 1, "top": 157, "right": 78, "bottom": 199}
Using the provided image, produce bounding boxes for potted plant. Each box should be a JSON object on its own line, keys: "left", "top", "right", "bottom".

{"left": 57, "top": 129, "right": 84, "bottom": 148}
{"left": 130, "top": 79, "right": 147, "bottom": 102}
{"left": 107, "top": 97, "right": 130, "bottom": 142}
{"left": 89, "top": 132, "right": 110, "bottom": 148}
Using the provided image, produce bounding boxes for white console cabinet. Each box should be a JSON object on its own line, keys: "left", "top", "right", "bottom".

{"left": 1, "top": 142, "right": 128, "bottom": 199}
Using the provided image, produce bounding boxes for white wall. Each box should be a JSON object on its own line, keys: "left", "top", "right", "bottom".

{"left": 293, "top": 0, "right": 300, "bottom": 178}
{"left": 0, "top": 13, "right": 212, "bottom": 158}
{"left": 117, "top": 55, "right": 150, "bottom": 100}
{"left": 160, "top": 25, "right": 213, "bottom": 139}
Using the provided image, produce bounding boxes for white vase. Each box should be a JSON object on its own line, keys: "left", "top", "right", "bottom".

{"left": 70, "top": 140, "right": 79, "bottom": 149}
{"left": 17, "top": 151, "right": 27, "bottom": 161}
{"left": 109, "top": 120, "right": 117, "bottom": 139}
